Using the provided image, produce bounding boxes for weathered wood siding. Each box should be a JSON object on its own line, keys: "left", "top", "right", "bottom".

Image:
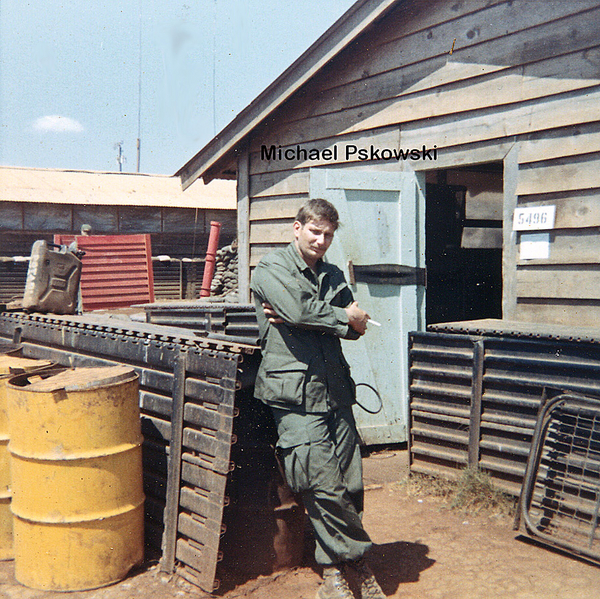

{"left": 241, "top": 0, "right": 600, "bottom": 325}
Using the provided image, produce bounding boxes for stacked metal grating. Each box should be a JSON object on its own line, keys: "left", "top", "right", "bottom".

{"left": 0, "top": 311, "right": 260, "bottom": 592}
{"left": 409, "top": 320, "right": 600, "bottom": 496}
{"left": 142, "top": 302, "right": 259, "bottom": 346}
{"left": 516, "top": 393, "right": 600, "bottom": 564}
{"left": 0, "top": 261, "right": 28, "bottom": 305}
{"left": 408, "top": 331, "right": 476, "bottom": 479}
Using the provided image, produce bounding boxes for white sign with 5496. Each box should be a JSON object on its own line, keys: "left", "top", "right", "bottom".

{"left": 512, "top": 205, "right": 556, "bottom": 231}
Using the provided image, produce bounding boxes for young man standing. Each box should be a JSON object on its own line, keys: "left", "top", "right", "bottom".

{"left": 251, "top": 198, "right": 386, "bottom": 599}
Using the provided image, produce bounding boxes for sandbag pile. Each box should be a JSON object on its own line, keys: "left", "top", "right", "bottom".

{"left": 210, "top": 241, "right": 238, "bottom": 300}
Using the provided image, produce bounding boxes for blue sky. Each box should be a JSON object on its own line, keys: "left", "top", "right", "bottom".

{"left": 0, "top": 1, "right": 355, "bottom": 175}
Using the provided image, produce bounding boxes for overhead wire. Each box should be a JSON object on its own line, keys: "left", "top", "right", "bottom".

{"left": 136, "top": 0, "right": 143, "bottom": 172}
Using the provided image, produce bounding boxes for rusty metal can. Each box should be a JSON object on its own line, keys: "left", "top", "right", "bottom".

{"left": 7, "top": 365, "right": 144, "bottom": 590}
{"left": 0, "top": 356, "right": 53, "bottom": 561}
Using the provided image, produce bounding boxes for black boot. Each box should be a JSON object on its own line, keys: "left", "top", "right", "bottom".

{"left": 347, "top": 557, "right": 386, "bottom": 599}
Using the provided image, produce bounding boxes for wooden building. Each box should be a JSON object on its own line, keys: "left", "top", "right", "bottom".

{"left": 177, "top": 0, "right": 600, "bottom": 444}
{"left": 0, "top": 167, "right": 236, "bottom": 302}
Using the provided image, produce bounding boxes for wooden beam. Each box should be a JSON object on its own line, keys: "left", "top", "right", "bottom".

{"left": 518, "top": 123, "right": 600, "bottom": 164}
{"left": 237, "top": 146, "right": 250, "bottom": 303}
{"left": 403, "top": 86, "right": 600, "bottom": 152}
{"left": 250, "top": 195, "right": 307, "bottom": 222}
{"left": 518, "top": 191, "right": 600, "bottom": 229}
{"left": 517, "top": 228, "right": 600, "bottom": 266}
{"left": 322, "top": 0, "right": 600, "bottom": 93}
{"left": 249, "top": 220, "right": 295, "bottom": 245}
{"left": 461, "top": 227, "right": 502, "bottom": 249}
{"left": 254, "top": 77, "right": 600, "bottom": 154}
{"left": 250, "top": 169, "right": 310, "bottom": 199}
{"left": 503, "top": 143, "right": 519, "bottom": 319}
{"left": 253, "top": 12, "right": 600, "bottom": 150}
{"left": 159, "top": 351, "right": 186, "bottom": 575}
{"left": 515, "top": 299, "right": 600, "bottom": 326}
{"left": 358, "top": 0, "right": 508, "bottom": 59}
{"left": 274, "top": 4, "right": 600, "bottom": 128}
{"left": 516, "top": 266, "right": 600, "bottom": 300}
{"left": 468, "top": 340, "right": 484, "bottom": 469}
{"left": 411, "top": 138, "right": 514, "bottom": 171}
{"left": 516, "top": 154, "right": 600, "bottom": 196}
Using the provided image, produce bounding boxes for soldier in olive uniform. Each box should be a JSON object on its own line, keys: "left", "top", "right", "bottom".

{"left": 251, "top": 198, "right": 386, "bottom": 599}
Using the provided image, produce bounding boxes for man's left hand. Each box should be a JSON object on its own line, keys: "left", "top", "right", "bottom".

{"left": 263, "top": 302, "right": 284, "bottom": 324}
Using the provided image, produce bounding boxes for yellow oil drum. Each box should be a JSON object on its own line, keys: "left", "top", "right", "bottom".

{"left": 7, "top": 365, "right": 145, "bottom": 591}
{"left": 0, "top": 356, "right": 53, "bottom": 561}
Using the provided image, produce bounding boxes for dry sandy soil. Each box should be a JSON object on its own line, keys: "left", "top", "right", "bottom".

{"left": 1, "top": 450, "right": 599, "bottom": 599}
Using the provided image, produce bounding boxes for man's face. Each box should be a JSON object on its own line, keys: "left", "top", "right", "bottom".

{"left": 293, "top": 218, "right": 336, "bottom": 267}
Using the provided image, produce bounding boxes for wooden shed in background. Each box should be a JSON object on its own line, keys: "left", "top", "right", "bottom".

{"left": 0, "top": 167, "right": 236, "bottom": 302}
{"left": 176, "top": 0, "right": 600, "bottom": 447}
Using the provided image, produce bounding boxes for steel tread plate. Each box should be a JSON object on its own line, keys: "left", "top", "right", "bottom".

{"left": 180, "top": 460, "right": 228, "bottom": 499}
{"left": 179, "top": 487, "right": 227, "bottom": 524}
{"left": 184, "top": 402, "right": 234, "bottom": 432}
{"left": 0, "top": 312, "right": 255, "bottom": 354}
{"left": 429, "top": 319, "right": 600, "bottom": 344}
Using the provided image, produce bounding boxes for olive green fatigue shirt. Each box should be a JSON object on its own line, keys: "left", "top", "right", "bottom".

{"left": 251, "top": 242, "right": 359, "bottom": 413}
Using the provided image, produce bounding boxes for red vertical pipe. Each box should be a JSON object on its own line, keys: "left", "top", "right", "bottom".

{"left": 200, "top": 221, "right": 221, "bottom": 297}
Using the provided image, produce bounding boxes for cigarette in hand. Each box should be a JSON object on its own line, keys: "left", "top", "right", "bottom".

{"left": 368, "top": 319, "right": 381, "bottom": 327}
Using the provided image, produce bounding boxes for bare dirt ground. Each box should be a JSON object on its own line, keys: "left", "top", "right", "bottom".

{"left": 1, "top": 450, "right": 600, "bottom": 599}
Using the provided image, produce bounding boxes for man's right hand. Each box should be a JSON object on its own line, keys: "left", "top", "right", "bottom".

{"left": 345, "top": 301, "right": 370, "bottom": 335}
{"left": 263, "top": 302, "right": 284, "bottom": 324}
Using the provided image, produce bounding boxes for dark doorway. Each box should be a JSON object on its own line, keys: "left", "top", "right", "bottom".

{"left": 425, "top": 165, "right": 503, "bottom": 325}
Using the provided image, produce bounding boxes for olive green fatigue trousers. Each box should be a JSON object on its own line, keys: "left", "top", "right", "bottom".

{"left": 271, "top": 405, "right": 372, "bottom": 566}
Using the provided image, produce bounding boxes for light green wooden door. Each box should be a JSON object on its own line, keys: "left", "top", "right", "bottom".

{"left": 311, "top": 167, "right": 425, "bottom": 444}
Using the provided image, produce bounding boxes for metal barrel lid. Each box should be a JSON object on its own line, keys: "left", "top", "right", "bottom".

{"left": 14, "top": 365, "right": 137, "bottom": 393}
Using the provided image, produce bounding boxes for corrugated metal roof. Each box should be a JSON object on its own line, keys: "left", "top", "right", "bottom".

{"left": 0, "top": 166, "right": 236, "bottom": 209}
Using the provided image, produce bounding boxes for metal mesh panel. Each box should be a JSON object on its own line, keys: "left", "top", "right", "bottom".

{"left": 518, "top": 394, "right": 600, "bottom": 563}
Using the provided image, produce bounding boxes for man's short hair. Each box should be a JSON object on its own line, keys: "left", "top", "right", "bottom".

{"left": 295, "top": 198, "right": 340, "bottom": 229}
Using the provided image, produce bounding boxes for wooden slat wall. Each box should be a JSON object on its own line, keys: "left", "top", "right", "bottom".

{"left": 242, "top": 0, "right": 600, "bottom": 325}
{"left": 0, "top": 203, "right": 235, "bottom": 242}
{"left": 515, "top": 135, "right": 600, "bottom": 324}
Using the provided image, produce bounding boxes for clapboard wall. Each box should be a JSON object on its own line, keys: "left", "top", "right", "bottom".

{"left": 236, "top": 0, "right": 600, "bottom": 326}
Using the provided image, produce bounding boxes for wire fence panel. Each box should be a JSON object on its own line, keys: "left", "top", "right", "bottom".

{"left": 517, "top": 393, "right": 600, "bottom": 564}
